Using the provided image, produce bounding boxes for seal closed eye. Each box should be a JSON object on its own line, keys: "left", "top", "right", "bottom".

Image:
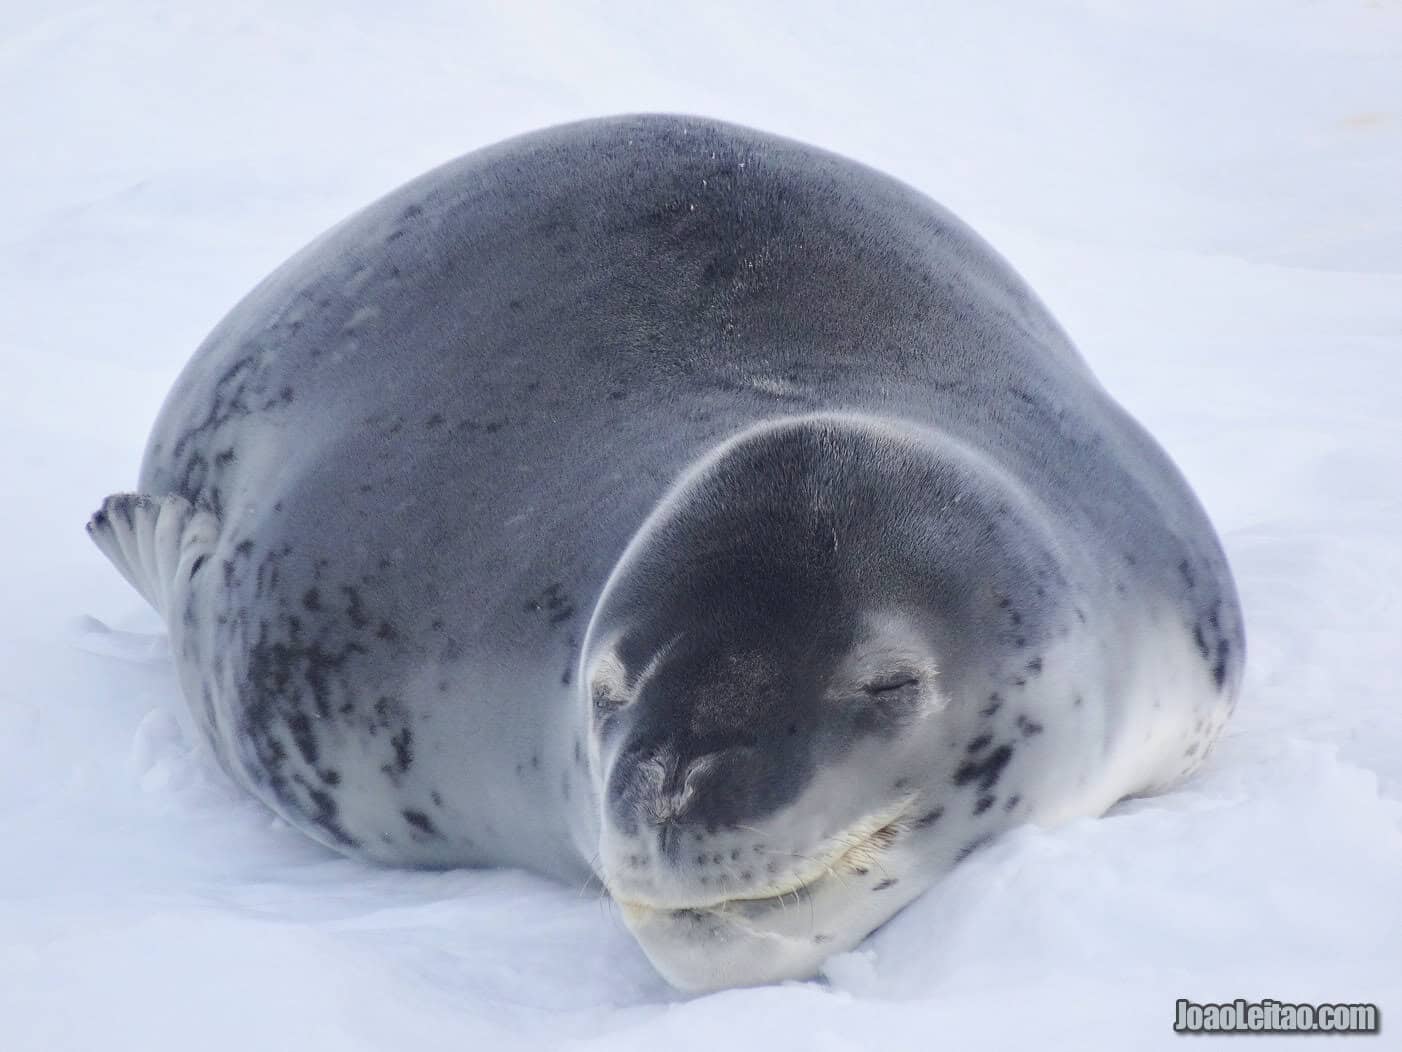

{"left": 86, "top": 113, "right": 1243, "bottom": 992}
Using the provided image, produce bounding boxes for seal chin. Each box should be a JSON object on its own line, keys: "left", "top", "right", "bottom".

{"left": 605, "top": 801, "right": 921, "bottom": 991}
{"left": 617, "top": 898, "right": 846, "bottom": 991}
{"left": 614, "top": 861, "right": 917, "bottom": 992}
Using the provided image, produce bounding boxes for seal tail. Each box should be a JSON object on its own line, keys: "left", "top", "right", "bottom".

{"left": 86, "top": 493, "right": 219, "bottom": 619}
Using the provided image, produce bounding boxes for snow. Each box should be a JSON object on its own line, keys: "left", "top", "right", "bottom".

{"left": 3, "top": 1, "right": 1400, "bottom": 1048}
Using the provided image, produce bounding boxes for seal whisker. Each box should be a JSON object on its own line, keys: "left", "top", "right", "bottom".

{"left": 578, "top": 853, "right": 605, "bottom": 898}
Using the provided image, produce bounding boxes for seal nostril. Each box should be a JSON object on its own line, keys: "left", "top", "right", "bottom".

{"left": 680, "top": 752, "right": 720, "bottom": 795}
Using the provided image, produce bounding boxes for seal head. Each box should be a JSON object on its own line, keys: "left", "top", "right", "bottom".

{"left": 581, "top": 413, "right": 1064, "bottom": 989}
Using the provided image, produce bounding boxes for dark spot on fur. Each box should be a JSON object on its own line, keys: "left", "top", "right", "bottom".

{"left": 319, "top": 769, "right": 340, "bottom": 786}
{"left": 1016, "top": 715, "right": 1044, "bottom": 737}
{"left": 1178, "top": 559, "right": 1195, "bottom": 589}
{"left": 915, "top": 806, "right": 944, "bottom": 828}
{"left": 302, "top": 782, "right": 358, "bottom": 848}
{"left": 561, "top": 633, "right": 579, "bottom": 686}
{"left": 1005, "top": 794, "right": 1021, "bottom": 812}
{"left": 966, "top": 734, "right": 992, "bottom": 753}
{"left": 953, "top": 744, "right": 1014, "bottom": 792}
{"left": 431, "top": 790, "right": 444, "bottom": 808}
{"left": 1193, "top": 624, "right": 1209, "bottom": 661}
{"left": 302, "top": 588, "right": 321, "bottom": 612}
{"left": 372, "top": 696, "right": 394, "bottom": 727}
{"left": 873, "top": 878, "right": 899, "bottom": 891}
{"left": 974, "top": 794, "right": 996, "bottom": 815}
{"left": 403, "top": 809, "right": 440, "bottom": 837}
{"left": 389, "top": 726, "right": 413, "bottom": 773}
{"left": 981, "top": 694, "right": 1003, "bottom": 717}
{"left": 1025, "top": 657, "right": 1043, "bottom": 676}
{"left": 189, "top": 554, "right": 208, "bottom": 580}
{"left": 286, "top": 711, "right": 318, "bottom": 765}
{"left": 955, "top": 836, "right": 991, "bottom": 863}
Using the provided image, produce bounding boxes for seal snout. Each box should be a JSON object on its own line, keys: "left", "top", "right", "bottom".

{"left": 646, "top": 750, "right": 720, "bottom": 823}
{"left": 638, "top": 748, "right": 727, "bottom": 860}
{"left": 609, "top": 740, "right": 768, "bottom": 839}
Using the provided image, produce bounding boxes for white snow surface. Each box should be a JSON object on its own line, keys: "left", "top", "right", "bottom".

{"left": 3, "top": 2, "right": 1401, "bottom": 1048}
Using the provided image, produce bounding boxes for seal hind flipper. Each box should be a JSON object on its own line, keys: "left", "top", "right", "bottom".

{"left": 87, "top": 493, "right": 219, "bottom": 618}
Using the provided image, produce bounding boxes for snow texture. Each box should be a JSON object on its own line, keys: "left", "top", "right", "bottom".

{"left": 3, "top": 1, "right": 1400, "bottom": 1049}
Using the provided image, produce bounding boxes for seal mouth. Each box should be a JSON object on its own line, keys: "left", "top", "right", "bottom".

{"left": 614, "top": 797, "right": 916, "bottom": 919}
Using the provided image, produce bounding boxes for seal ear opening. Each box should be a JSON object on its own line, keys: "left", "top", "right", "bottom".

{"left": 86, "top": 493, "right": 219, "bottom": 619}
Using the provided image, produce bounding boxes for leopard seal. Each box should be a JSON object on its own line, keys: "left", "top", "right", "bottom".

{"left": 87, "top": 113, "right": 1244, "bottom": 992}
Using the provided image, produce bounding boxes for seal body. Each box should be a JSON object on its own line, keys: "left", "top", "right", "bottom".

{"left": 89, "top": 114, "right": 1244, "bottom": 990}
